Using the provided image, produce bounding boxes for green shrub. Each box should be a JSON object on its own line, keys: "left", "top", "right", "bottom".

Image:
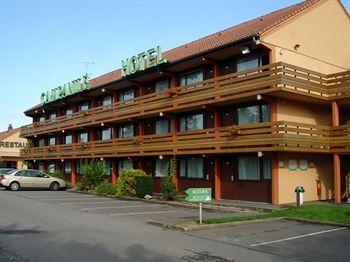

{"left": 74, "top": 181, "right": 85, "bottom": 191}
{"left": 0, "top": 161, "right": 7, "bottom": 168}
{"left": 161, "top": 156, "right": 177, "bottom": 200}
{"left": 116, "top": 169, "right": 151, "bottom": 197}
{"left": 81, "top": 159, "right": 106, "bottom": 190}
{"left": 95, "top": 182, "right": 118, "bottom": 196}
{"left": 135, "top": 176, "right": 153, "bottom": 198}
{"left": 47, "top": 171, "right": 63, "bottom": 179}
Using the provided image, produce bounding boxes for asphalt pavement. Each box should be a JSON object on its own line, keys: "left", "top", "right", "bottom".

{"left": 0, "top": 189, "right": 349, "bottom": 262}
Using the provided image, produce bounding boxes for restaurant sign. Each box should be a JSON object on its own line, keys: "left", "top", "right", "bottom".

{"left": 40, "top": 75, "right": 90, "bottom": 104}
{"left": 121, "top": 46, "right": 167, "bottom": 77}
{"left": 0, "top": 141, "right": 27, "bottom": 149}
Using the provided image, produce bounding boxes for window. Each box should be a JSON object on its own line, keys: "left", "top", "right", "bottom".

{"left": 238, "top": 157, "right": 260, "bottom": 180}
{"left": 155, "top": 79, "right": 169, "bottom": 93}
{"left": 236, "top": 56, "right": 259, "bottom": 72}
{"left": 64, "top": 161, "right": 72, "bottom": 174}
{"left": 48, "top": 137, "right": 56, "bottom": 146}
{"left": 119, "top": 89, "right": 134, "bottom": 102}
{"left": 49, "top": 113, "right": 56, "bottom": 120}
{"left": 237, "top": 104, "right": 270, "bottom": 125}
{"left": 101, "top": 128, "right": 112, "bottom": 140}
{"left": 38, "top": 139, "right": 45, "bottom": 147}
{"left": 102, "top": 96, "right": 113, "bottom": 106}
{"left": 180, "top": 114, "right": 204, "bottom": 131}
{"left": 238, "top": 157, "right": 272, "bottom": 180}
{"left": 77, "top": 132, "right": 88, "bottom": 143}
{"left": 180, "top": 70, "right": 204, "bottom": 86}
{"left": 64, "top": 134, "right": 72, "bottom": 145}
{"left": 66, "top": 107, "right": 73, "bottom": 116}
{"left": 118, "top": 159, "right": 133, "bottom": 174}
{"left": 155, "top": 159, "right": 168, "bottom": 177}
{"left": 79, "top": 103, "right": 89, "bottom": 111}
{"left": 179, "top": 158, "right": 204, "bottom": 179}
{"left": 39, "top": 116, "right": 45, "bottom": 122}
{"left": 38, "top": 163, "right": 45, "bottom": 171}
{"left": 155, "top": 119, "right": 170, "bottom": 134}
{"left": 48, "top": 162, "right": 55, "bottom": 173}
{"left": 119, "top": 124, "right": 134, "bottom": 138}
{"left": 76, "top": 161, "right": 81, "bottom": 174}
{"left": 104, "top": 160, "right": 112, "bottom": 176}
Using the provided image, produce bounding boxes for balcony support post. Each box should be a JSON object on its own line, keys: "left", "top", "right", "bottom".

{"left": 271, "top": 156, "right": 279, "bottom": 205}
{"left": 71, "top": 159, "right": 76, "bottom": 186}
{"left": 214, "top": 158, "right": 221, "bottom": 200}
{"left": 172, "top": 117, "right": 179, "bottom": 189}
{"left": 332, "top": 101, "right": 341, "bottom": 204}
{"left": 112, "top": 160, "right": 118, "bottom": 185}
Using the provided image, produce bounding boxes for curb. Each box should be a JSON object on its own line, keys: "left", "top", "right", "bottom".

{"left": 147, "top": 217, "right": 285, "bottom": 231}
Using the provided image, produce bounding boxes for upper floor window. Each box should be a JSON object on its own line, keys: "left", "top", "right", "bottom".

{"left": 79, "top": 103, "right": 89, "bottom": 111}
{"left": 64, "top": 134, "right": 72, "bottom": 145}
{"left": 77, "top": 132, "right": 88, "bottom": 143}
{"left": 102, "top": 96, "right": 113, "bottom": 106}
{"left": 156, "top": 119, "right": 171, "bottom": 134}
{"left": 179, "top": 158, "right": 204, "bottom": 179}
{"left": 155, "top": 79, "right": 169, "bottom": 93}
{"left": 39, "top": 116, "right": 45, "bottom": 122}
{"left": 180, "top": 70, "right": 204, "bottom": 86}
{"left": 119, "top": 89, "right": 134, "bottom": 102}
{"left": 236, "top": 55, "right": 259, "bottom": 72}
{"left": 48, "top": 137, "right": 56, "bottom": 146}
{"left": 49, "top": 113, "right": 56, "bottom": 120}
{"left": 180, "top": 113, "right": 204, "bottom": 131}
{"left": 118, "top": 159, "right": 133, "bottom": 174}
{"left": 66, "top": 107, "right": 73, "bottom": 116}
{"left": 102, "top": 128, "right": 112, "bottom": 140}
{"left": 155, "top": 159, "right": 169, "bottom": 177}
{"left": 237, "top": 104, "right": 270, "bottom": 125}
{"left": 119, "top": 124, "right": 134, "bottom": 138}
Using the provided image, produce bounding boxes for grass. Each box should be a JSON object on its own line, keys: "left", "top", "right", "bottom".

{"left": 204, "top": 205, "right": 350, "bottom": 224}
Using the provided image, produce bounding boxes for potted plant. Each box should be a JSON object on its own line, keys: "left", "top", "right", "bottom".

{"left": 229, "top": 126, "right": 241, "bottom": 136}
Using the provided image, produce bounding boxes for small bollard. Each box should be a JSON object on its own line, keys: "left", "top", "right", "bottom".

{"left": 295, "top": 186, "right": 305, "bottom": 208}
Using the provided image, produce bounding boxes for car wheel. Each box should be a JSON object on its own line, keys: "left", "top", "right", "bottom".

{"left": 50, "top": 182, "right": 60, "bottom": 191}
{"left": 10, "top": 182, "right": 20, "bottom": 191}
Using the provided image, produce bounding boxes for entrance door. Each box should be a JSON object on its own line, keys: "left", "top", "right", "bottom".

{"left": 220, "top": 157, "right": 236, "bottom": 199}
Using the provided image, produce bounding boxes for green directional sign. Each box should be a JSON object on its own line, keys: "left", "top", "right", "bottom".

{"left": 185, "top": 188, "right": 212, "bottom": 203}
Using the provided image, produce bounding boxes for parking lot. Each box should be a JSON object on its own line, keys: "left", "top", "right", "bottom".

{"left": 1, "top": 189, "right": 350, "bottom": 261}
{"left": 6, "top": 190, "right": 248, "bottom": 224}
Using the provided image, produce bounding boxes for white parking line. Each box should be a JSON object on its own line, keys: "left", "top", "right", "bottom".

{"left": 250, "top": 227, "right": 347, "bottom": 247}
{"left": 61, "top": 201, "right": 120, "bottom": 205}
{"left": 42, "top": 198, "right": 104, "bottom": 201}
{"left": 110, "top": 210, "right": 189, "bottom": 216}
{"left": 82, "top": 204, "right": 164, "bottom": 211}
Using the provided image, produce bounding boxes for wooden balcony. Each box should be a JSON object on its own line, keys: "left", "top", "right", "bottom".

{"left": 20, "top": 121, "right": 350, "bottom": 160}
{"left": 20, "top": 62, "right": 350, "bottom": 138}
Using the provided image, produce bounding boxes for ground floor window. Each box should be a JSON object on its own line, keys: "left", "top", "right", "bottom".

{"left": 38, "top": 163, "right": 45, "bottom": 172}
{"left": 238, "top": 157, "right": 271, "bottom": 180}
{"left": 155, "top": 159, "right": 168, "bottom": 177}
{"left": 48, "top": 162, "right": 55, "bottom": 173}
{"left": 118, "top": 159, "right": 133, "bottom": 174}
{"left": 104, "top": 160, "right": 112, "bottom": 176}
{"left": 179, "top": 158, "right": 204, "bottom": 179}
{"left": 63, "top": 161, "right": 72, "bottom": 175}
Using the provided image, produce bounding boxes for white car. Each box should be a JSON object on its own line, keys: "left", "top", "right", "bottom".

{"left": 0, "top": 169, "right": 66, "bottom": 191}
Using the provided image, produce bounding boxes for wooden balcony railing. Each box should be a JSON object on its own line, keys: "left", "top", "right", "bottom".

{"left": 20, "top": 62, "right": 350, "bottom": 138}
{"left": 20, "top": 121, "right": 350, "bottom": 160}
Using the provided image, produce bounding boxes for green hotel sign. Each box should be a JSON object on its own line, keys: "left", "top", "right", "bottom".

{"left": 40, "top": 75, "right": 90, "bottom": 104}
{"left": 121, "top": 46, "right": 167, "bottom": 77}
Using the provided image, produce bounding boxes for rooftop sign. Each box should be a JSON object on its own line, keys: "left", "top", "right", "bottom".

{"left": 40, "top": 75, "right": 90, "bottom": 104}
{"left": 121, "top": 46, "right": 167, "bottom": 77}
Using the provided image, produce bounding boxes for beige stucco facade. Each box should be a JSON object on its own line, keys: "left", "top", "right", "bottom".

{"left": 0, "top": 129, "right": 28, "bottom": 169}
{"left": 278, "top": 153, "right": 333, "bottom": 204}
{"left": 261, "top": 0, "right": 350, "bottom": 74}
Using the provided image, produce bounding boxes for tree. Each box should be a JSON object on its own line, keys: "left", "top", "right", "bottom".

{"left": 161, "top": 156, "right": 177, "bottom": 200}
{"left": 80, "top": 159, "right": 106, "bottom": 190}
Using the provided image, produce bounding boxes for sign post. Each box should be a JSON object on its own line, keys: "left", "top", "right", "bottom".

{"left": 185, "top": 188, "right": 212, "bottom": 224}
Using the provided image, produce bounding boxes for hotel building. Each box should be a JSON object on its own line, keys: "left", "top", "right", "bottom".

{"left": 20, "top": 0, "right": 350, "bottom": 204}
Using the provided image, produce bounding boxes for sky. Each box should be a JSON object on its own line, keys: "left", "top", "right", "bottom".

{"left": 0, "top": 0, "right": 349, "bottom": 131}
